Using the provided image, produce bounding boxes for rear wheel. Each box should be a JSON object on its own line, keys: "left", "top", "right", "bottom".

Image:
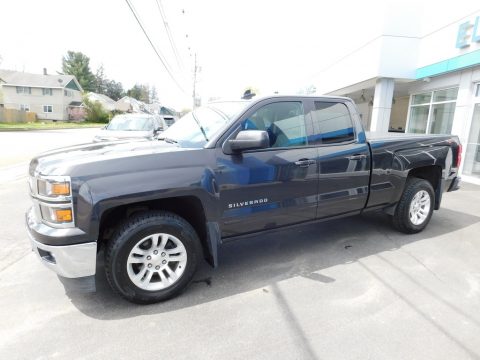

{"left": 392, "top": 177, "right": 434, "bottom": 234}
{"left": 105, "top": 211, "right": 201, "bottom": 304}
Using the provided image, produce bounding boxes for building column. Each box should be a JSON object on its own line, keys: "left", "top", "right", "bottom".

{"left": 451, "top": 70, "right": 473, "bottom": 146}
{"left": 370, "top": 78, "right": 394, "bottom": 133}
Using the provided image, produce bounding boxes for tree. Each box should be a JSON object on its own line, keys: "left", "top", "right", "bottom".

{"left": 93, "top": 65, "right": 107, "bottom": 94}
{"left": 104, "top": 80, "right": 125, "bottom": 101}
{"left": 150, "top": 86, "right": 159, "bottom": 103}
{"left": 61, "top": 51, "right": 95, "bottom": 92}
{"left": 82, "top": 95, "right": 110, "bottom": 123}
{"left": 127, "top": 84, "right": 150, "bottom": 103}
{"left": 90, "top": 64, "right": 125, "bottom": 100}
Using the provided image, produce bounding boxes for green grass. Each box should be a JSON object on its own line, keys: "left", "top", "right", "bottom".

{"left": 0, "top": 122, "right": 105, "bottom": 131}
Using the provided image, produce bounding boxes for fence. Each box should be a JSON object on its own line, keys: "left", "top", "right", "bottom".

{"left": 0, "top": 108, "right": 37, "bottom": 123}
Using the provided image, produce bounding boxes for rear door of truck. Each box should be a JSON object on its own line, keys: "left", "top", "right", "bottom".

{"left": 304, "top": 99, "right": 371, "bottom": 218}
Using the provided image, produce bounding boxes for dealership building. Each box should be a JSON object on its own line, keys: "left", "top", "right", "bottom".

{"left": 313, "top": 8, "right": 480, "bottom": 185}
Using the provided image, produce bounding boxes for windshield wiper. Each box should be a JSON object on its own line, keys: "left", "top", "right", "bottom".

{"left": 192, "top": 113, "right": 209, "bottom": 142}
{"left": 158, "top": 136, "right": 178, "bottom": 144}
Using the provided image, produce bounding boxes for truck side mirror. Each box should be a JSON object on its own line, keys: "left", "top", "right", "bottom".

{"left": 228, "top": 130, "right": 269, "bottom": 152}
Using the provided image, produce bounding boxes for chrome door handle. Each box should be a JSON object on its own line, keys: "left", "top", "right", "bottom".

{"left": 347, "top": 154, "right": 367, "bottom": 161}
{"left": 295, "top": 159, "right": 316, "bottom": 167}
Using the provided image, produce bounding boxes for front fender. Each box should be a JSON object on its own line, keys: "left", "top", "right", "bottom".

{"left": 84, "top": 166, "right": 219, "bottom": 243}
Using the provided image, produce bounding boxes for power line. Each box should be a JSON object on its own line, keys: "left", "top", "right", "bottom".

{"left": 154, "top": 0, "right": 184, "bottom": 71}
{"left": 124, "top": 0, "right": 187, "bottom": 94}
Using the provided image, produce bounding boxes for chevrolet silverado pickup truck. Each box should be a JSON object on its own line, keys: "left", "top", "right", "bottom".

{"left": 26, "top": 95, "right": 462, "bottom": 304}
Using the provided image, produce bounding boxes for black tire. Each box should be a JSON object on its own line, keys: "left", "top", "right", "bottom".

{"left": 392, "top": 177, "right": 435, "bottom": 234}
{"left": 105, "top": 211, "right": 202, "bottom": 304}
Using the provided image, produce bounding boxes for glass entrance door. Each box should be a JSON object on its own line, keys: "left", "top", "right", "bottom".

{"left": 463, "top": 103, "right": 480, "bottom": 179}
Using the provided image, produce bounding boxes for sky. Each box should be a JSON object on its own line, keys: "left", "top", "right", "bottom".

{"left": 1, "top": 0, "right": 479, "bottom": 110}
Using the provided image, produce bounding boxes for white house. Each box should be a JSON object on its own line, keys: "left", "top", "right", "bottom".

{"left": 115, "top": 96, "right": 150, "bottom": 114}
{"left": 85, "top": 92, "right": 117, "bottom": 112}
{"left": 0, "top": 69, "right": 84, "bottom": 121}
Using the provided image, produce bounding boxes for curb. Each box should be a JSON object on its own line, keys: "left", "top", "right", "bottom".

{"left": 0, "top": 127, "right": 102, "bottom": 132}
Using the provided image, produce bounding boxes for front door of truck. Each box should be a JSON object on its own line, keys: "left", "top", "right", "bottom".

{"left": 216, "top": 99, "right": 319, "bottom": 238}
{"left": 305, "top": 99, "right": 371, "bottom": 219}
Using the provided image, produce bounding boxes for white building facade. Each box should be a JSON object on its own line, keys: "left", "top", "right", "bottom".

{"left": 312, "top": 7, "right": 480, "bottom": 185}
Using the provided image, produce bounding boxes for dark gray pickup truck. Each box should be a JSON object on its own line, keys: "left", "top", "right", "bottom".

{"left": 26, "top": 95, "right": 462, "bottom": 304}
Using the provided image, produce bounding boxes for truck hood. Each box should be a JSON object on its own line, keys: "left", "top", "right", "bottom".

{"left": 30, "top": 139, "right": 184, "bottom": 176}
{"left": 93, "top": 129, "right": 154, "bottom": 141}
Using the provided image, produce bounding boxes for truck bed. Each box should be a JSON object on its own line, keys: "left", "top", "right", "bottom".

{"left": 365, "top": 131, "right": 461, "bottom": 210}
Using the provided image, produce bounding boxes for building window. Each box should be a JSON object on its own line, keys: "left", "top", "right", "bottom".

{"left": 407, "top": 87, "right": 458, "bottom": 134}
{"left": 42, "top": 88, "right": 53, "bottom": 96}
{"left": 64, "top": 90, "right": 73, "bottom": 97}
{"left": 43, "top": 105, "right": 53, "bottom": 113}
{"left": 20, "top": 104, "right": 30, "bottom": 111}
{"left": 16, "top": 86, "right": 31, "bottom": 94}
{"left": 475, "top": 83, "right": 480, "bottom": 98}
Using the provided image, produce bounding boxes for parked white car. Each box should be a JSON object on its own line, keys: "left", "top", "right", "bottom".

{"left": 93, "top": 114, "right": 164, "bottom": 142}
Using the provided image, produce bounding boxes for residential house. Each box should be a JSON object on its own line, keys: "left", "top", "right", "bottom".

{"left": 0, "top": 69, "right": 84, "bottom": 121}
{"left": 85, "top": 92, "right": 117, "bottom": 112}
{"left": 115, "top": 96, "right": 151, "bottom": 114}
{"left": 145, "top": 101, "right": 161, "bottom": 115}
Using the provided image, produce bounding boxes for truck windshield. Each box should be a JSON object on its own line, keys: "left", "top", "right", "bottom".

{"left": 160, "top": 101, "right": 248, "bottom": 148}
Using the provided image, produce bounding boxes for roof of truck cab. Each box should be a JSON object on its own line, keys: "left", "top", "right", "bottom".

{"left": 207, "top": 95, "right": 353, "bottom": 105}
{"left": 252, "top": 94, "right": 352, "bottom": 101}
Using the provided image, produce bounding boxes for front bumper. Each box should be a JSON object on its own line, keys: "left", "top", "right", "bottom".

{"left": 26, "top": 207, "right": 97, "bottom": 278}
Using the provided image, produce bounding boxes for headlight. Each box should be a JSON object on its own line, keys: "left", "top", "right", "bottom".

{"left": 39, "top": 205, "right": 73, "bottom": 224}
{"left": 37, "top": 177, "right": 71, "bottom": 198}
{"left": 30, "top": 175, "right": 75, "bottom": 228}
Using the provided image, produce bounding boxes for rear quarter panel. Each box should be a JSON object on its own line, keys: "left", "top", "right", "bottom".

{"left": 367, "top": 133, "right": 458, "bottom": 209}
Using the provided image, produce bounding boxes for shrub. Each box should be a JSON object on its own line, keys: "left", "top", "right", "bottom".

{"left": 83, "top": 95, "right": 110, "bottom": 123}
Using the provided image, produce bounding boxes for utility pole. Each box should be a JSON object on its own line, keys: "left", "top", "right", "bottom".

{"left": 192, "top": 53, "right": 197, "bottom": 109}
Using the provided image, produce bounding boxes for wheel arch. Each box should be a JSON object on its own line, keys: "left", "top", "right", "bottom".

{"left": 384, "top": 164, "right": 444, "bottom": 216}
{"left": 392, "top": 145, "right": 452, "bottom": 211}
{"left": 407, "top": 165, "right": 443, "bottom": 210}
{"left": 97, "top": 195, "right": 218, "bottom": 267}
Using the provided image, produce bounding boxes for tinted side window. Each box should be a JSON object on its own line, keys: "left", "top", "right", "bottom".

{"left": 310, "top": 102, "right": 355, "bottom": 144}
{"left": 242, "top": 102, "right": 307, "bottom": 148}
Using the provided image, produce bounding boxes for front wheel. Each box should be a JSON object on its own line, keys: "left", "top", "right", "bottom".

{"left": 392, "top": 177, "right": 435, "bottom": 234}
{"left": 105, "top": 211, "right": 202, "bottom": 304}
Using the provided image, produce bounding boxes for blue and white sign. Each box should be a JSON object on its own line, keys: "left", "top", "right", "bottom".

{"left": 456, "top": 16, "right": 480, "bottom": 48}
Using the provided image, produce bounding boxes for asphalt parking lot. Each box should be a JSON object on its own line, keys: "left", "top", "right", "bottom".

{"left": 1, "top": 129, "right": 480, "bottom": 360}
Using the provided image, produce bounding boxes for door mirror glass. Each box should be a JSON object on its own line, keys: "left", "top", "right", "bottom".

{"left": 229, "top": 130, "right": 269, "bottom": 152}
